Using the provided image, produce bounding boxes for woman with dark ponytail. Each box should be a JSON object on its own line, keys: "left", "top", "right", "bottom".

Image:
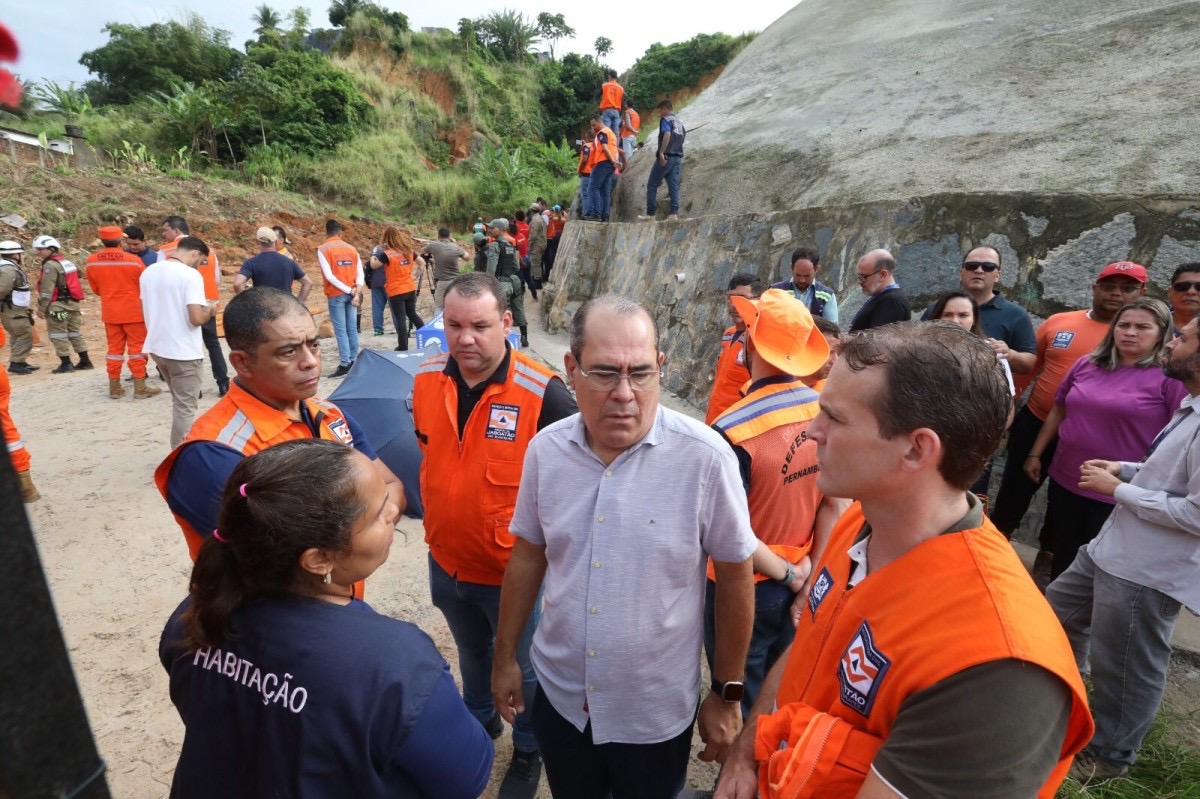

{"left": 160, "top": 439, "right": 493, "bottom": 798}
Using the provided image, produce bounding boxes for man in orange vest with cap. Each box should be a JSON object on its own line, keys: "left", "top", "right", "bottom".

{"left": 585, "top": 114, "right": 620, "bottom": 222}
{"left": 707, "top": 289, "right": 848, "bottom": 715}
{"left": 411, "top": 273, "right": 577, "bottom": 798}
{"left": 714, "top": 321, "right": 1093, "bottom": 799}
{"left": 0, "top": 323, "right": 38, "bottom": 501}
{"left": 159, "top": 215, "right": 230, "bottom": 396}
{"left": 86, "top": 225, "right": 161, "bottom": 399}
{"left": 155, "top": 287, "right": 404, "bottom": 580}
{"left": 705, "top": 273, "right": 764, "bottom": 425}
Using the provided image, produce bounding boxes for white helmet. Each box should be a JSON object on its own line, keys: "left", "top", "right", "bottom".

{"left": 0, "top": 240, "right": 22, "bottom": 255}
{"left": 32, "top": 235, "right": 61, "bottom": 250}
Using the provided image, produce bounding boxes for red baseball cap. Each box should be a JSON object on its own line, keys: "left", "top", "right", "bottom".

{"left": 1096, "top": 261, "right": 1148, "bottom": 284}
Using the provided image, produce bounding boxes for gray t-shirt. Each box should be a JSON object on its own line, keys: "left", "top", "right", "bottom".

{"left": 420, "top": 239, "right": 468, "bottom": 282}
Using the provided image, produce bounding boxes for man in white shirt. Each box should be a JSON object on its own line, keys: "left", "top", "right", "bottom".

{"left": 142, "top": 236, "right": 219, "bottom": 447}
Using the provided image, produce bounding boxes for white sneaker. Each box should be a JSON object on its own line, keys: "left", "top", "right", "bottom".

{"left": 637, "top": 214, "right": 656, "bottom": 221}
{"left": 666, "top": 214, "right": 679, "bottom": 221}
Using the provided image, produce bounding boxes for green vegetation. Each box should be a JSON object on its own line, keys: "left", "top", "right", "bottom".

{"left": 1, "top": 8, "right": 754, "bottom": 227}
{"left": 624, "top": 32, "right": 755, "bottom": 109}
{"left": 1056, "top": 707, "right": 1200, "bottom": 798}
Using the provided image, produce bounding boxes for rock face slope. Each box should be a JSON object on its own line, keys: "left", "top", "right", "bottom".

{"left": 549, "top": 0, "right": 1200, "bottom": 412}
{"left": 613, "top": 0, "right": 1200, "bottom": 219}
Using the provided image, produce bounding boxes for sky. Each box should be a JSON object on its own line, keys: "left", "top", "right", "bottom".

{"left": 3, "top": 0, "right": 798, "bottom": 89}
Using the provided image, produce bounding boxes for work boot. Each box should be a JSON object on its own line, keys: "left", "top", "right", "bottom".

{"left": 75, "top": 352, "right": 94, "bottom": 369}
{"left": 109, "top": 378, "right": 126, "bottom": 399}
{"left": 17, "top": 470, "right": 39, "bottom": 502}
{"left": 134, "top": 377, "right": 162, "bottom": 399}
{"left": 51, "top": 356, "right": 75, "bottom": 374}
{"left": 8, "top": 362, "right": 37, "bottom": 374}
{"left": 519, "top": 325, "right": 530, "bottom": 349}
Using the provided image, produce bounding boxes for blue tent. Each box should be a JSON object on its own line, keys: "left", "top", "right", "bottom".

{"left": 328, "top": 347, "right": 435, "bottom": 518}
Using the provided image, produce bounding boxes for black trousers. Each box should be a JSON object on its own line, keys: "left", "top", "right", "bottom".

{"left": 200, "top": 316, "right": 228, "bottom": 384}
{"left": 1045, "top": 479, "right": 1115, "bottom": 580}
{"left": 531, "top": 686, "right": 695, "bottom": 799}
{"left": 990, "top": 406, "right": 1057, "bottom": 542}
{"left": 387, "top": 291, "right": 424, "bottom": 350}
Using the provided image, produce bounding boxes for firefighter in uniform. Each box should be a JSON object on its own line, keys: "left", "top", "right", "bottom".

{"left": 33, "top": 235, "right": 92, "bottom": 373}
{"left": 484, "top": 218, "right": 530, "bottom": 348}
{"left": 0, "top": 240, "right": 36, "bottom": 374}
{"left": 86, "top": 225, "right": 161, "bottom": 399}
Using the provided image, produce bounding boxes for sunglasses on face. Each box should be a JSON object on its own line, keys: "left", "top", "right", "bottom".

{"left": 1173, "top": 281, "right": 1200, "bottom": 293}
{"left": 962, "top": 262, "right": 1000, "bottom": 273}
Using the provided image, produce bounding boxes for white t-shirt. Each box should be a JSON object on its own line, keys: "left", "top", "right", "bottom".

{"left": 141, "top": 258, "right": 206, "bottom": 360}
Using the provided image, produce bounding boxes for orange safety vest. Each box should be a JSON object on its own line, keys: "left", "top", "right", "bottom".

{"left": 758, "top": 504, "right": 1094, "bottom": 799}
{"left": 547, "top": 215, "right": 565, "bottom": 239}
{"left": 578, "top": 142, "right": 594, "bottom": 176}
{"left": 85, "top": 247, "right": 146, "bottom": 323}
{"left": 620, "top": 108, "right": 640, "bottom": 139}
{"left": 317, "top": 237, "right": 361, "bottom": 298}
{"left": 159, "top": 237, "right": 221, "bottom": 301}
{"left": 705, "top": 326, "right": 750, "bottom": 424}
{"left": 600, "top": 79, "right": 624, "bottom": 111}
{"left": 155, "top": 381, "right": 358, "bottom": 561}
{"left": 592, "top": 126, "right": 619, "bottom": 165}
{"left": 412, "top": 350, "right": 556, "bottom": 585}
{"left": 384, "top": 247, "right": 416, "bottom": 297}
{"left": 710, "top": 379, "right": 822, "bottom": 581}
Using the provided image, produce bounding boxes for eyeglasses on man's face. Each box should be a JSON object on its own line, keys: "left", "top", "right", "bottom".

{"left": 856, "top": 270, "right": 882, "bottom": 284}
{"left": 962, "top": 261, "right": 1000, "bottom": 273}
{"left": 1172, "top": 281, "right": 1200, "bottom": 293}
{"left": 576, "top": 367, "right": 662, "bottom": 392}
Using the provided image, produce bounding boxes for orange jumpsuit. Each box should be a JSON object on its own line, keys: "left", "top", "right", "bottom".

{"left": 0, "top": 326, "right": 30, "bottom": 472}
{"left": 86, "top": 246, "right": 149, "bottom": 378}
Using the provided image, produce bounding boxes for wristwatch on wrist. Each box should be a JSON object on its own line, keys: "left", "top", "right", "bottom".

{"left": 711, "top": 679, "right": 746, "bottom": 703}
{"left": 775, "top": 560, "right": 796, "bottom": 586}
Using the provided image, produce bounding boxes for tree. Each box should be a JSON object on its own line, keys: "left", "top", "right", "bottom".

{"left": 594, "top": 36, "right": 613, "bottom": 60}
{"left": 79, "top": 16, "right": 243, "bottom": 105}
{"left": 537, "top": 52, "right": 604, "bottom": 143}
{"left": 252, "top": 5, "right": 282, "bottom": 38}
{"left": 625, "top": 32, "right": 754, "bottom": 109}
{"left": 535, "top": 13, "right": 574, "bottom": 60}
{"left": 327, "top": 0, "right": 365, "bottom": 27}
{"left": 476, "top": 9, "right": 538, "bottom": 62}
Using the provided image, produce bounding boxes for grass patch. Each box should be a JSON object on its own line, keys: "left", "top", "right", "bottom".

{"left": 1056, "top": 708, "right": 1200, "bottom": 798}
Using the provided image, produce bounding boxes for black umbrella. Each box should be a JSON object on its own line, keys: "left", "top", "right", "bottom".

{"left": 328, "top": 347, "right": 435, "bottom": 518}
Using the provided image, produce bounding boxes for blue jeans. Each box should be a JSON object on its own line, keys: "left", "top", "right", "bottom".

{"left": 370, "top": 285, "right": 388, "bottom": 333}
{"left": 601, "top": 109, "right": 621, "bottom": 138}
{"left": 1046, "top": 547, "right": 1181, "bottom": 768}
{"left": 646, "top": 155, "right": 682, "bottom": 215}
{"left": 428, "top": 554, "right": 540, "bottom": 753}
{"left": 588, "top": 161, "right": 615, "bottom": 221}
{"left": 326, "top": 293, "right": 359, "bottom": 366}
{"left": 578, "top": 174, "right": 592, "bottom": 217}
{"left": 704, "top": 578, "right": 794, "bottom": 717}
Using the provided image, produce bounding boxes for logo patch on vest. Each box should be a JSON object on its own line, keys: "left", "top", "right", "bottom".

{"left": 486, "top": 403, "right": 520, "bottom": 441}
{"left": 1051, "top": 331, "right": 1076, "bottom": 349}
{"left": 325, "top": 417, "right": 355, "bottom": 445}
{"left": 838, "top": 622, "right": 891, "bottom": 717}
{"left": 808, "top": 567, "right": 833, "bottom": 618}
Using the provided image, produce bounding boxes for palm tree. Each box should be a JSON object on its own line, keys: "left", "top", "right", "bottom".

{"left": 252, "top": 5, "right": 282, "bottom": 38}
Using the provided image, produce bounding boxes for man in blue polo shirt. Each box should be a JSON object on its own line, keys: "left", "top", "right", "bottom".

{"left": 234, "top": 227, "right": 312, "bottom": 303}
{"left": 922, "top": 245, "right": 1037, "bottom": 375}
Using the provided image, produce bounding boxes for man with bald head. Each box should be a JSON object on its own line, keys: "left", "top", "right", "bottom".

{"left": 849, "top": 249, "right": 911, "bottom": 331}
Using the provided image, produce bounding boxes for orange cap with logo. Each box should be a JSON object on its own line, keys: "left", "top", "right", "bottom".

{"left": 730, "top": 288, "right": 830, "bottom": 377}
